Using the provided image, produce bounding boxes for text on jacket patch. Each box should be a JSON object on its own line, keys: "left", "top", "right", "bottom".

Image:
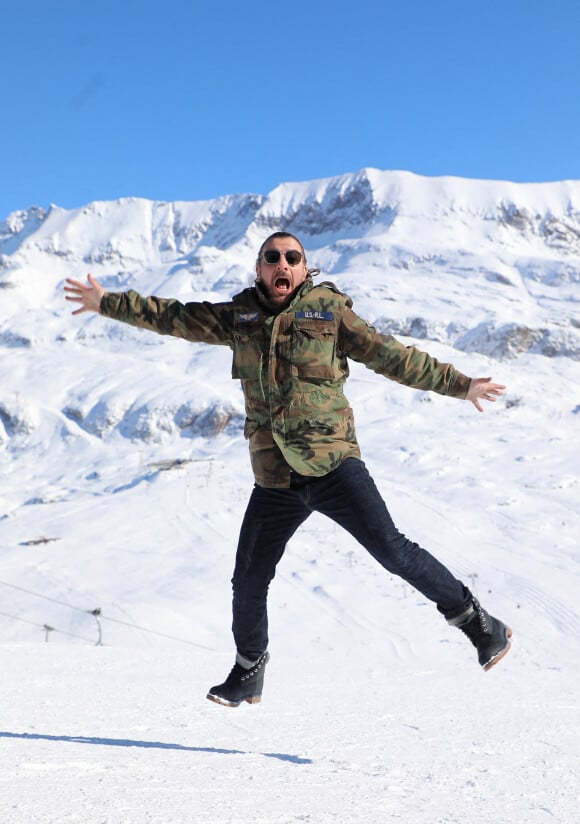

{"left": 294, "top": 311, "right": 334, "bottom": 321}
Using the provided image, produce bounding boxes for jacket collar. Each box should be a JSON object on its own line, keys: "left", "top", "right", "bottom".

{"left": 253, "top": 275, "right": 314, "bottom": 315}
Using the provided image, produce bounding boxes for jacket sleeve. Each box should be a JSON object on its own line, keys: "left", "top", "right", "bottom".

{"left": 338, "top": 307, "right": 471, "bottom": 399}
{"left": 99, "top": 290, "right": 235, "bottom": 347}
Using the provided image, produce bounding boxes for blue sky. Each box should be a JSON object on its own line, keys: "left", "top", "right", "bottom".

{"left": 2, "top": 0, "right": 580, "bottom": 220}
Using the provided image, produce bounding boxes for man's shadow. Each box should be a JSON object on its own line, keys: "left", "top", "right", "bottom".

{"left": 0, "top": 730, "right": 312, "bottom": 765}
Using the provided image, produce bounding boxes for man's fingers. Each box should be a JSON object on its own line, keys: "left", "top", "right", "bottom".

{"left": 467, "top": 376, "right": 506, "bottom": 413}
{"left": 64, "top": 275, "right": 97, "bottom": 292}
{"left": 480, "top": 380, "right": 506, "bottom": 394}
{"left": 64, "top": 274, "right": 103, "bottom": 315}
{"left": 64, "top": 282, "right": 83, "bottom": 294}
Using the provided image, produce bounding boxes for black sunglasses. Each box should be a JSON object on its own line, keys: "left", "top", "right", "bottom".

{"left": 261, "top": 249, "right": 303, "bottom": 266}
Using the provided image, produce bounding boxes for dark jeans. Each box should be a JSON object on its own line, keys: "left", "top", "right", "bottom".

{"left": 231, "top": 457, "right": 470, "bottom": 661}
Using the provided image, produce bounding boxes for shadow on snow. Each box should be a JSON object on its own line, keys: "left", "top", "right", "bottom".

{"left": 0, "top": 730, "right": 312, "bottom": 765}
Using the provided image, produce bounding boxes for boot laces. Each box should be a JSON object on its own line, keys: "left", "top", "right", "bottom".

{"left": 239, "top": 653, "right": 268, "bottom": 682}
{"left": 474, "top": 599, "right": 489, "bottom": 633}
{"left": 459, "top": 599, "right": 490, "bottom": 645}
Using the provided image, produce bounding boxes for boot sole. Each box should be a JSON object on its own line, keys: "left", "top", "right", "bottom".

{"left": 483, "top": 626, "right": 513, "bottom": 671}
{"left": 206, "top": 692, "right": 262, "bottom": 708}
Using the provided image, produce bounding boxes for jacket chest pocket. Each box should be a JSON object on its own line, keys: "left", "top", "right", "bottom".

{"left": 231, "top": 326, "right": 265, "bottom": 379}
{"left": 291, "top": 319, "right": 341, "bottom": 380}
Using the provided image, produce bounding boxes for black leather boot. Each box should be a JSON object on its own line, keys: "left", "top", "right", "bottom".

{"left": 207, "top": 652, "right": 270, "bottom": 707}
{"left": 449, "top": 599, "right": 512, "bottom": 671}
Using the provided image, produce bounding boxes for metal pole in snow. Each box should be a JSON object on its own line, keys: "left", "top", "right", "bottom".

{"left": 88, "top": 608, "right": 103, "bottom": 646}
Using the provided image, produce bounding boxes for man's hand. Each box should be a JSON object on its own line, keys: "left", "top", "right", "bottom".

{"left": 64, "top": 274, "right": 105, "bottom": 315}
{"left": 466, "top": 377, "right": 506, "bottom": 412}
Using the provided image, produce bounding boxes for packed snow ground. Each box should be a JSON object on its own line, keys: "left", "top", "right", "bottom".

{"left": 1, "top": 170, "right": 579, "bottom": 822}
{"left": 1, "top": 641, "right": 577, "bottom": 824}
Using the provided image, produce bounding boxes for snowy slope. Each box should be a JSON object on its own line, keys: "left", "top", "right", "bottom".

{"left": 0, "top": 169, "right": 579, "bottom": 823}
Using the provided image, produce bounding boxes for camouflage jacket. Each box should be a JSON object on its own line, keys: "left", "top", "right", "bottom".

{"left": 99, "top": 276, "right": 471, "bottom": 488}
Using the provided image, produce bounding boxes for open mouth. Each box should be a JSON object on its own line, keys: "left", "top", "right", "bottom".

{"left": 273, "top": 276, "right": 292, "bottom": 294}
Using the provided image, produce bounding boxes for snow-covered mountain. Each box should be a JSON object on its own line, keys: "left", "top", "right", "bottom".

{"left": 1, "top": 169, "right": 579, "bottom": 822}
{"left": 2, "top": 167, "right": 579, "bottom": 355}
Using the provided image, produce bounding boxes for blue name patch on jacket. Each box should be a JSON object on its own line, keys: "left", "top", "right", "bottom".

{"left": 295, "top": 311, "right": 334, "bottom": 321}
{"left": 237, "top": 311, "right": 260, "bottom": 322}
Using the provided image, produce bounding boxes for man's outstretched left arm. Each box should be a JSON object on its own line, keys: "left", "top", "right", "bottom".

{"left": 339, "top": 307, "right": 505, "bottom": 411}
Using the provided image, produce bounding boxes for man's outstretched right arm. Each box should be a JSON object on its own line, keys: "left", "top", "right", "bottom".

{"left": 65, "top": 275, "right": 234, "bottom": 346}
